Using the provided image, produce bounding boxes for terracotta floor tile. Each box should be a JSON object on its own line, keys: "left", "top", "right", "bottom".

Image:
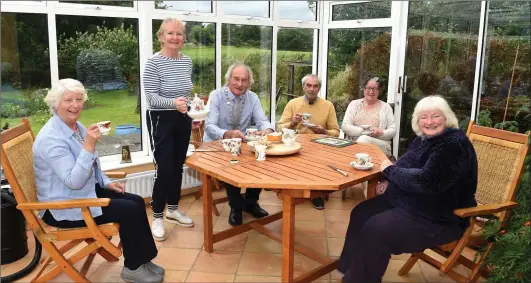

{"left": 294, "top": 236, "right": 328, "bottom": 256}
{"left": 179, "top": 193, "right": 197, "bottom": 203}
{"left": 327, "top": 237, "right": 345, "bottom": 257}
{"left": 213, "top": 233, "right": 248, "bottom": 251}
{"left": 191, "top": 250, "right": 241, "bottom": 274}
{"left": 187, "top": 199, "right": 224, "bottom": 216}
{"left": 326, "top": 221, "right": 349, "bottom": 238}
{"left": 295, "top": 220, "right": 326, "bottom": 237}
{"left": 295, "top": 205, "right": 326, "bottom": 221}
{"left": 249, "top": 219, "right": 283, "bottom": 235}
{"left": 234, "top": 275, "right": 282, "bottom": 282}
{"left": 382, "top": 259, "right": 426, "bottom": 282}
{"left": 185, "top": 271, "right": 235, "bottom": 282}
{"left": 213, "top": 216, "right": 233, "bottom": 232}
{"left": 163, "top": 270, "right": 189, "bottom": 282}
{"left": 325, "top": 209, "right": 352, "bottom": 222}
{"left": 152, "top": 247, "right": 199, "bottom": 271}
{"left": 173, "top": 217, "right": 204, "bottom": 231}
{"left": 330, "top": 269, "right": 344, "bottom": 281}
{"left": 87, "top": 265, "right": 125, "bottom": 282}
{"left": 237, "top": 252, "right": 282, "bottom": 276}
{"left": 324, "top": 198, "right": 359, "bottom": 210}
{"left": 392, "top": 253, "right": 412, "bottom": 260}
{"left": 293, "top": 254, "right": 322, "bottom": 278}
{"left": 162, "top": 229, "right": 205, "bottom": 249}
{"left": 244, "top": 234, "right": 282, "bottom": 254}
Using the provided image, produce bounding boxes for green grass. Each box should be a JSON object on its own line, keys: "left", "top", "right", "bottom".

{"left": 182, "top": 46, "right": 311, "bottom": 61}
{"left": 2, "top": 90, "right": 139, "bottom": 135}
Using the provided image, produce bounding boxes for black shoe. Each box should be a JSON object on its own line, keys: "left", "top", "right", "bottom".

{"left": 244, "top": 203, "right": 269, "bottom": 218}
{"left": 228, "top": 208, "right": 243, "bottom": 226}
{"left": 311, "top": 197, "right": 325, "bottom": 210}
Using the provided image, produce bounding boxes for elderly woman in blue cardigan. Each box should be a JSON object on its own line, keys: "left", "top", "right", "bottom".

{"left": 337, "top": 95, "right": 478, "bottom": 283}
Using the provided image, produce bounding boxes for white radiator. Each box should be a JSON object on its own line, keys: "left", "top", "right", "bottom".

{"left": 114, "top": 166, "right": 202, "bottom": 198}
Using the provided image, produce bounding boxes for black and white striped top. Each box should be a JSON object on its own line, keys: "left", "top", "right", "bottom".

{"left": 143, "top": 53, "right": 193, "bottom": 110}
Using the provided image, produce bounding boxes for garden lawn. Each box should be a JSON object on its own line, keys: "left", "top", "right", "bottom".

{"left": 2, "top": 89, "right": 139, "bottom": 135}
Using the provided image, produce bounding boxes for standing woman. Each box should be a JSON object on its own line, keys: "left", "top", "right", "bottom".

{"left": 143, "top": 17, "right": 194, "bottom": 241}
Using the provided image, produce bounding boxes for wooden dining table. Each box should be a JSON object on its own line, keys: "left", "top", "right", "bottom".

{"left": 185, "top": 134, "right": 389, "bottom": 282}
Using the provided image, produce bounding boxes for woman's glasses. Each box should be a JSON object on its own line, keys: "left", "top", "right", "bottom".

{"left": 364, "top": 87, "right": 380, "bottom": 92}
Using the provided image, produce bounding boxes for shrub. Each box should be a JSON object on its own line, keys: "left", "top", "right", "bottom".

{"left": 76, "top": 48, "right": 126, "bottom": 91}
{"left": 1, "top": 62, "right": 14, "bottom": 84}
{"left": 0, "top": 102, "right": 27, "bottom": 118}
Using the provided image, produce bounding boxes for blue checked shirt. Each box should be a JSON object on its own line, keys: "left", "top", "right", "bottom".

{"left": 33, "top": 115, "right": 112, "bottom": 221}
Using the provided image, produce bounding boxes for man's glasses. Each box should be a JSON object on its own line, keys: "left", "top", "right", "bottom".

{"left": 364, "top": 87, "right": 380, "bottom": 92}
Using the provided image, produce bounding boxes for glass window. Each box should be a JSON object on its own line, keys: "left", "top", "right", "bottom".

{"left": 56, "top": 15, "right": 141, "bottom": 157}
{"left": 278, "top": 1, "right": 317, "bottom": 21}
{"left": 222, "top": 24, "right": 272, "bottom": 117}
{"left": 327, "top": 28, "right": 391, "bottom": 124}
{"left": 59, "top": 1, "right": 133, "bottom": 7}
{"left": 331, "top": 1, "right": 391, "bottom": 21}
{"left": 155, "top": 1, "right": 212, "bottom": 13}
{"left": 398, "top": 1, "right": 481, "bottom": 155}
{"left": 152, "top": 20, "right": 216, "bottom": 96}
{"left": 275, "top": 28, "right": 315, "bottom": 122}
{"left": 1, "top": 13, "right": 50, "bottom": 135}
{"left": 223, "top": 1, "right": 270, "bottom": 18}
{"left": 478, "top": 1, "right": 530, "bottom": 133}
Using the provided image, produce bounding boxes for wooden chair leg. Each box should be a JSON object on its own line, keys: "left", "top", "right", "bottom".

{"left": 35, "top": 241, "right": 90, "bottom": 283}
{"left": 398, "top": 253, "right": 421, "bottom": 276}
{"left": 80, "top": 251, "right": 97, "bottom": 276}
{"left": 341, "top": 189, "right": 346, "bottom": 201}
{"left": 194, "top": 189, "right": 202, "bottom": 200}
{"left": 212, "top": 204, "right": 220, "bottom": 216}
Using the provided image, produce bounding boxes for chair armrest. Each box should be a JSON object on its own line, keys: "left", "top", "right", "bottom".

{"left": 454, "top": 202, "right": 518, "bottom": 218}
{"left": 17, "top": 198, "right": 111, "bottom": 210}
{"left": 105, "top": 171, "right": 127, "bottom": 178}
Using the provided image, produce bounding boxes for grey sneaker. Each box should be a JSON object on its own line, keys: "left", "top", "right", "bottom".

{"left": 145, "top": 261, "right": 165, "bottom": 276}
{"left": 121, "top": 264, "right": 163, "bottom": 283}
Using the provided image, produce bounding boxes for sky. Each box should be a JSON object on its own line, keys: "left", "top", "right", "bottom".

{"left": 159, "top": 1, "right": 316, "bottom": 21}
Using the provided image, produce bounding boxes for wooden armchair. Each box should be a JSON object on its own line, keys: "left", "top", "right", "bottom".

{"left": 0, "top": 119, "right": 126, "bottom": 282}
{"left": 398, "top": 121, "right": 530, "bottom": 283}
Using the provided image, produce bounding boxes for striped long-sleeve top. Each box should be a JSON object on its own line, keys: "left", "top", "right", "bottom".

{"left": 142, "top": 53, "right": 193, "bottom": 110}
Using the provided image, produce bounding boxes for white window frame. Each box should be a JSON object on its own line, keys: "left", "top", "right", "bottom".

{"left": 151, "top": 0, "right": 214, "bottom": 17}
{"left": 55, "top": 0, "right": 138, "bottom": 12}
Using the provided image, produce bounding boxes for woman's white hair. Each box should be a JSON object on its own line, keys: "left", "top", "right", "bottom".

{"left": 45, "top": 78, "right": 88, "bottom": 114}
{"left": 411, "top": 95, "right": 459, "bottom": 136}
{"left": 224, "top": 63, "right": 254, "bottom": 86}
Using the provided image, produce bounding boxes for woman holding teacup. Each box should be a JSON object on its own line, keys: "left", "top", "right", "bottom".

{"left": 143, "top": 17, "right": 195, "bottom": 241}
{"left": 34, "top": 79, "right": 163, "bottom": 282}
{"left": 341, "top": 76, "right": 396, "bottom": 156}
{"left": 337, "top": 95, "right": 478, "bottom": 283}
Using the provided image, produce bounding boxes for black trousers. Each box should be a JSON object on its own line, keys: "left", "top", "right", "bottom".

{"left": 338, "top": 195, "right": 466, "bottom": 283}
{"left": 42, "top": 186, "right": 157, "bottom": 270}
{"left": 146, "top": 110, "right": 192, "bottom": 213}
{"left": 221, "top": 182, "right": 261, "bottom": 210}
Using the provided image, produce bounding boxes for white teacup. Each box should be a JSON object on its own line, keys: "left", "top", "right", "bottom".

{"left": 97, "top": 121, "right": 111, "bottom": 135}
{"left": 302, "top": 112, "right": 312, "bottom": 123}
{"left": 361, "top": 124, "right": 371, "bottom": 132}
{"left": 228, "top": 138, "right": 242, "bottom": 156}
{"left": 355, "top": 153, "right": 372, "bottom": 164}
{"left": 255, "top": 144, "right": 267, "bottom": 161}
{"left": 246, "top": 127, "right": 258, "bottom": 138}
{"left": 219, "top": 139, "right": 232, "bottom": 152}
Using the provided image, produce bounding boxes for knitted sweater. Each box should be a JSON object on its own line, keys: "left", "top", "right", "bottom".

{"left": 277, "top": 96, "right": 340, "bottom": 137}
{"left": 383, "top": 128, "right": 478, "bottom": 225}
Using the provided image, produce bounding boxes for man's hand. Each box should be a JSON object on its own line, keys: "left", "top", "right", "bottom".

{"left": 309, "top": 124, "right": 327, "bottom": 135}
{"left": 174, "top": 97, "right": 188, "bottom": 113}
{"left": 371, "top": 128, "right": 384, "bottom": 138}
{"left": 223, "top": 130, "right": 245, "bottom": 139}
{"left": 84, "top": 124, "right": 101, "bottom": 153}
{"left": 376, "top": 180, "right": 388, "bottom": 195}
{"left": 107, "top": 182, "right": 125, "bottom": 194}
{"left": 290, "top": 113, "right": 303, "bottom": 127}
{"left": 256, "top": 128, "right": 273, "bottom": 136}
{"left": 380, "top": 160, "right": 393, "bottom": 171}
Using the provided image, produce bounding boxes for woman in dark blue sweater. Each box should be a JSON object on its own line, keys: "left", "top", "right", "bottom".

{"left": 338, "top": 95, "right": 478, "bottom": 283}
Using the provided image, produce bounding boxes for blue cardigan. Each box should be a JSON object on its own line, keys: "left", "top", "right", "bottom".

{"left": 383, "top": 128, "right": 478, "bottom": 225}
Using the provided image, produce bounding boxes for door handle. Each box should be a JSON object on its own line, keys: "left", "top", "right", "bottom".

{"left": 398, "top": 76, "right": 402, "bottom": 93}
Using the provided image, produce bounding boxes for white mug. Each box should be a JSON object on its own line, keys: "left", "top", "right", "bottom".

{"left": 219, "top": 139, "right": 232, "bottom": 152}
{"left": 228, "top": 138, "right": 242, "bottom": 156}
{"left": 255, "top": 144, "right": 267, "bottom": 161}
{"left": 246, "top": 127, "right": 258, "bottom": 138}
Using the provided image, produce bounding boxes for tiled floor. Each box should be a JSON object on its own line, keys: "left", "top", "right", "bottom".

{"left": 2, "top": 185, "right": 480, "bottom": 282}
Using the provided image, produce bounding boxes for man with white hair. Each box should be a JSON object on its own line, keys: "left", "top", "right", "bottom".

{"left": 277, "top": 74, "right": 340, "bottom": 210}
{"left": 205, "top": 63, "right": 274, "bottom": 226}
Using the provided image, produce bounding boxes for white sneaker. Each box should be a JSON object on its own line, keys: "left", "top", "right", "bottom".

{"left": 165, "top": 209, "right": 194, "bottom": 227}
{"left": 151, "top": 218, "right": 166, "bottom": 241}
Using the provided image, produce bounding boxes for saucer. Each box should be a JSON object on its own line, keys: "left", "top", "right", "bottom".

{"left": 245, "top": 135, "right": 260, "bottom": 141}
{"left": 187, "top": 109, "right": 210, "bottom": 121}
{"left": 361, "top": 130, "right": 373, "bottom": 135}
{"left": 350, "top": 161, "right": 374, "bottom": 170}
{"left": 186, "top": 151, "right": 193, "bottom": 157}
{"left": 302, "top": 122, "right": 317, "bottom": 128}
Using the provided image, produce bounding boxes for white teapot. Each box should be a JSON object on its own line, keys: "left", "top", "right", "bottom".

{"left": 190, "top": 93, "right": 205, "bottom": 112}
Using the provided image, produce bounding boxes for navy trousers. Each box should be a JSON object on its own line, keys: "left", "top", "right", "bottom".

{"left": 338, "top": 195, "right": 466, "bottom": 283}
{"left": 221, "top": 182, "right": 261, "bottom": 210}
{"left": 42, "top": 186, "right": 157, "bottom": 270}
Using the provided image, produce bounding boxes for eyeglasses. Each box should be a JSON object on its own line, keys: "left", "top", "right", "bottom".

{"left": 364, "top": 87, "right": 380, "bottom": 92}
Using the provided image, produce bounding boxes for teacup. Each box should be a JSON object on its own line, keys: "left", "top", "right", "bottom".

{"left": 228, "top": 138, "right": 242, "bottom": 156}
{"left": 302, "top": 112, "right": 312, "bottom": 123}
{"left": 97, "top": 121, "right": 111, "bottom": 135}
{"left": 361, "top": 124, "right": 371, "bottom": 132}
{"left": 219, "top": 139, "right": 232, "bottom": 152}
{"left": 281, "top": 128, "right": 297, "bottom": 147}
{"left": 246, "top": 127, "right": 258, "bottom": 138}
{"left": 355, "top": 153, "right": 372, "bottom": 165}
{"left": 255, "top": 144, "right": 267, "bottom": 161}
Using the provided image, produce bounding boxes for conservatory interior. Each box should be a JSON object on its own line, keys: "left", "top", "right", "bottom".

{"left": 1, "top": 1, "right": 530, "bottom": 283}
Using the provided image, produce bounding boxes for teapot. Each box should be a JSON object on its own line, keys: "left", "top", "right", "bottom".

{"left": 190, "top": 93, "right": 205, "bottom": 112}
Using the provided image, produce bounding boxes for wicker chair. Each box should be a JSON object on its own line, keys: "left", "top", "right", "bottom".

{"left": 398, "top": 121, "right": 530, "bottom": 283}
{"left": 0, "top": 119, "right": 127, "bottom": 282}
